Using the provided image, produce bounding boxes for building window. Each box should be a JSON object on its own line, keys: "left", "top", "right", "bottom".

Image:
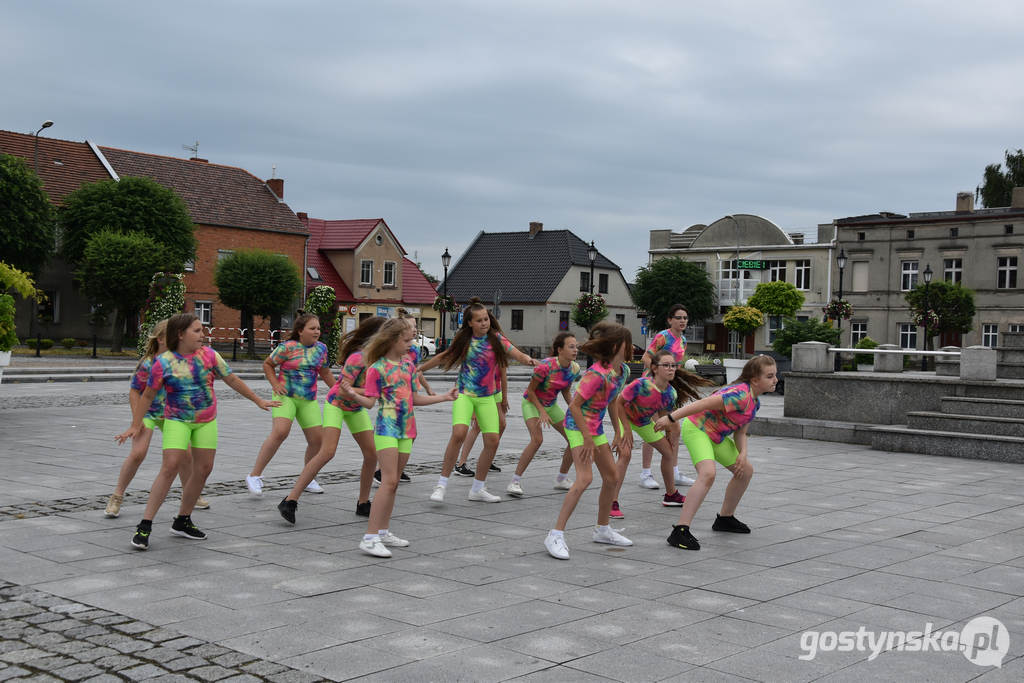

{"left": 183, "top": 259, "right": 195, "bottom": 272}
{"left": 719, "top": 260, "right": 738, "bottom": 280}
{"left": 949, "top": 227, "right": 959, "bottom": 238}
{"left": 559, "top": 310, "right": 570, "bottom": 331}
{"left": 307, "top": 267, "right": 320, "bottom": 281}
{"left": 1006, "top": 224, "right": 1015, "bottom": 235}
{"left": 982, "top": 324, "right": 999, "bottom": 348}
{"left": 579, "top": 272, "right": 590, "bottom": 292}
{"left": 767, "top": 315, "right": 783, "bottom": 344}
{"left": 615, "top": 313, "right": 625, "bottom": 325}
{"left": 794, "top": 260, "right": 811, "bottom": 290}
{"left": 38, "top": 290, "right": 60, "bottom": 324}
{"left": 906, "top": 229, "right": 915, "bottom": 240}
{"left": 598, "top": 273, "right": 609, "bottom": 294}
{"left": 360, "top": 259, "right": 373, "bottom": 286}
{"left": 1009, "top": 323, "right": 1024, "bottom": 333}
{"left": 195, "top": 301, "right": 212, "bottom": 326}
{"left": 767, "top": 260, "right": 786, "bottom": 282}
{"left": 217, "top": 249, "right": 234, "bottom": 261}
{"left": 899, "top": 323, "right": 917, "bottom": 349}
{"left": 851, "top": 261, "right": 868, "bottom": 292}
{"left": 511, "top": 309, "right": 523, "bottom": 330}
{"left": 374, "top": 233, "right": 383, "bottom": 245}
{"left": 857, "top": 232, "right": 866, "bottom": 241}
{"left": 850, "top": 322, "right": 867, "bottom": 345}
{"left": 997, "top": 256, "right": 1018, "bottom": 289}
{"left": 943, "top": 258, "right": 962, "bottom": 284}
{"left": 900, "top": 260, "right": 919, "bottom": 291}
{"left": 383, "top": 261, "right": 397, "bottom": 287}
{"left": 694, "top": 262, "right": 707, "bottom": 270}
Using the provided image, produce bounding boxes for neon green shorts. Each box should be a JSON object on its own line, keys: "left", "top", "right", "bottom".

{"left": 522, "top": 398, "right": 565, "bottom": 424}
{"left": 495, "top": 391, "right": 504, "bottom": 404}
{"left": 272, "top": 395, "right": 322, "bottom": 429}
{"left": 452, "top": 393, "right": 500, "bottom": 433}
{"left": 681, "top": 419, "right": 738, "bottom": 467}
{"left": 323, "top": 403, "right": 373, "bottom": 434}
{"left": 142, "top": 416, "right": 164, "bottom": 431}
{"left": 565, "top": 429, "right": 609, "bottom": 450}
{"left": 374, "top": 435, "right": 413, "bottom": 454}
{"left": 627, "top": 418, "right": 665, "bottom": 444}
{"left": 162, "top": 419, "right": 217, "bottom": 450}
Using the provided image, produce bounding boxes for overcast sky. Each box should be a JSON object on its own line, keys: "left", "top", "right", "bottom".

{"left": 5, "top": 1, "right": 1023, "bottom": 280}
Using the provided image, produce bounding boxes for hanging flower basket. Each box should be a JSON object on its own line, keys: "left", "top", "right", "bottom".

{"left": 911, "top": 309, "right": 940, "bottom": 332}
{"left": 571, "top": 293, "right": 609, "bottom": 329}
{"left": 433, "top": 294, "right": 457, "bottom": 313}
{"left": 822, "top": 298, "right": 853, "bottom": 320}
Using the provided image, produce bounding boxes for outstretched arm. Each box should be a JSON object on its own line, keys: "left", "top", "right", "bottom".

{"left": 336, "top": 379, "right": 376, "bottom": 409}
{"left": 224, "top": 373, "right": 279, "bottom": 411}
{"left": 654, "top": 393, "right": 724, "bottom": 432}
{"left": 115, "top": 386, "right": 157, "bottom": 444}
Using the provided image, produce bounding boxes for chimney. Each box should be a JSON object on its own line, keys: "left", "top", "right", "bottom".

{"left": 956, "top": 191, "right": 974, "bottom": 213}
{"left": 789, "top": 232, "right": 804, "bottom": 245}
{"left": 528, "top": 221, "right": 543, "bottom": 237}
{"left": 1012, "top": 187, "right": 1024, "bottom": 209}
{"left": 189, "top": 157, "right": 209, "bottom": 163}
{"left": 266, "top": 178, "right": 284, "bottom": 199}
{"left": 296, "top": 211, "right": 308, "bottom": 221}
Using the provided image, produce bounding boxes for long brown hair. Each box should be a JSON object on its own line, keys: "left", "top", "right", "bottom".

{"left": 580, "top": 321, "right": 632, "bottom": 365}
{"left": 288, "top": 312, "right": 319, "bottom": 342}
{"left": 441, "top": 298, "right": 507, "bottom": 370}
{"left": 339, "top": 316, "right": 386, "bottom": 361}
{"left": 650, "top": 348, "right": 712, "bottom": 404}
{"left": 364, "top": 318, "right": 411, "bottom": 366}
{"left": 165, "top": 313, "right": 198, "bottom": 352}
{"left": 736, "top": 354, "right": 777, "bottom": 386}
{"left": 550, "top": 332, "right": 575, "bottom": 357}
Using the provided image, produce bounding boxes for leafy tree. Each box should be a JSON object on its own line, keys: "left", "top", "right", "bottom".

{"left": 722, "top": 305, "right": 764, "bottom": 356}
{"left": 905, "top": 280, "right": 976, "bottom": 351}
{"left": 77, "top": 230, "right": 172, "bottom": 352}
{"left": 304, "top": 285, "right": 342, "bottom": 365}
{"left": 747, "top": 281, "right": 805, "bottom": 318}
{"left": 59, "top": 176, "right": 196, "bottom": 268}
{"left": 771, "top": 318, "right": 840, "bottom": 358}
{"left": 632, "top": 258, "right": 716, "bottom": 325}
{"left": 1, "top": 262, "right": 40, "bottom": 300}
{"left": 0, "top": 153, "right": 56, "bottom": 276}
{"left": 976, "top": 149, "right": 1024, "bottom": 208}
{"left": 215, "top": 249, "right": 302, "bottom": 356}
{"left": 415, "top": 261, "right": 440, "bottom": 286}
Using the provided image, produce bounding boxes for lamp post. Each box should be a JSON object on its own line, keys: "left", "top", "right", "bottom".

{"left": 834, "top": 247, "right": 847, "bottom": 371}
{"left": 440, "top": 248, "right": 451, "bottom": 351}
{"left": 921, "top": 263, "right": 933, "bottom": 371}
{"left": 587, "top": 240, "right": 597, "bottom": 294}
{"left": 32, "top": 120, "right": 53, "bottom": 357}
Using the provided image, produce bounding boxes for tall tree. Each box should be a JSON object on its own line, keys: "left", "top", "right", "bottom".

{"left": 0, "top": 153, "right": 56, "bottom": 276}
{"left": 976, "top": 148, "right": 1024, "bottom": 208}
{"left": 59, "top": 176, "right": 196, "bottom": 268}
{"left": 631, "top": 258, "right": 716, "bottom": 326}
{"left": 905, "top": 280, "right": 976, "bottom": 351}
{"left": 215, "top": 249, "right": 302, "bottom": 356}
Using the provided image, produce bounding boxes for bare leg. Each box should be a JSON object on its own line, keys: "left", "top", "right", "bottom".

{"left": 551, "top": 424, "right": 574, "bottom": 475}
{"left": 177, "top": 445, "right": 194, "bottom": 491}
{"left": 300, "top": 425, "right": 323, "bottom": 465}
{"left": 514, "top": 418, "right": 544, "bottom": 476}
{"left": 286, "top": 427, "right": 341, "bottom": 501}
{"left": 472, "top": 433, "right": 500, "bottom": 481}
{"left": 114, "top": 427, "right": 155, "bottom": 496}
{"left": 368, "top": 448, "right": 407, "bottom": 534}
{"left": 440, "top": 425, "right": 470, "bottom": 477}
{"left": 178, "top": 447, "right": 215, "bottom": 515}
{"left": 353, "top": 430, "right": 378, "bottom": 504}
{"left": 251, "top": 417, "right": 293, "bottom": 477}
{"left": 611, "top": 442, "right": 632, "bottom": 501}
{"left": 676, "top": 460, "right": 717, "bottom": 527}
{"left": 457, "top": 420, "right": 478, "bottom": 467}
{"left": 554, "top": 446, "right": 593, "bottom": 530}
{"left": 592, "top": 444, "right": 621, "bottom": 527}
{"left": 654, "top": 436, "right": 679, "bottom": 497}
{"left": 142, "top": 449, "right": 189, "bottom": 520}
{"left": 720, "top": 459, "right": 754, "bottom": 516}
{"left": 641, "top": 441, "right": 654, "bottom": 470}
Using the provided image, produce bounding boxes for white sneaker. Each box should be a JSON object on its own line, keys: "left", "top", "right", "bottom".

{"left": 468, "top": 488, "right": 501, "bottom": 503}
{"left": 304, "top": 479, "right": 324, "bottom": 494}
{"left": 378, "top": 532, "right": 410, "bottom": 547}
{"left": 506, "top": 481, "right": 524, "bottom": 498}
{"left": 429, "top": 485, "right": 446, "bottom": 503}
{"left": 638, "top": 472, "right": 660, "bottom": 489}
{"left": 593, "top": 526, "right": 633, "bottom": 546}
{"left": 359, "top": 537, "right": 392, "bottom": 557}
{"left": 553, "top": 478, "right": 572, "bottom": 490}
{"left": 674, "top": 473, "right": 696, "bottom": 486}
{"left": 245, "top": 475, "right": 264, "bottom": 495}
{"left": 545, "top": 532, "right": 570, "bottom": 560}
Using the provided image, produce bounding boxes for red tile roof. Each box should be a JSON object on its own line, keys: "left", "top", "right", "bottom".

{"left": 99, "top": 146, "right": 306, "bottom": 235}
{"left": 402, "top": 258, "right": 440, "bottom": 304}
{"left": 304, "top": 217, "right": 355, "bottom": 300}
{"left": 0, "top": 130, "right": 113, "bottom": 205}
{"left": 306, "top": 217, "right": 409, "bottom": 254}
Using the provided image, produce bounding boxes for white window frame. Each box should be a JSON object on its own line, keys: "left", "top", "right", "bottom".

{"left": 767, "top": 315, "right": 783, "bottom": 344}
{"left": 383, "top": 261, "right": 397, "bottom": 287}
{"left": 360, "top": 259, "right": 373, "bottom": 286}
{"left": 183, "top": 259, "right": 195, "bottom": 273}
{"left": 900, "top": 260, "right": 919, "bottom": 291}
{"left": 1008, "top": 323, "right": 1024, "bottom": 333}
{"left": 794, "top": 260, "right": 811, "bottom": 290}
{"left": 943, "top": 258, "right": 962, "bottom": 284}
{"left": 982, "top": 324, "right": 999, "bottom": 348}
{"left": 768, "top": 260, "right": 786, "bottom": 282}
{"left": 850, "top": 322, "right": 867, "bottom": 345}
{"left": 898, "top": 323, "right": 917, "bottom": 349}
{"left": 997, "top": 256, "right": 1018, "bottom": 289}
{"left": 217, "top": 249, "right": 234, "bottom": 262}
{"left": 195, "top": 301, "right": 213, "bottom": 326}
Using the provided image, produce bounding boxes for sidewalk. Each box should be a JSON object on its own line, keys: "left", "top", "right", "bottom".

{"left": 0, "top": 379, "right": 1022, "bottom": 681}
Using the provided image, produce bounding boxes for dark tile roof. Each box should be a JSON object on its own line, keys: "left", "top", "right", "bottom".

{"left": 99, "top": 146, "right": 306, "bottom": 235}
{"left": 444, "top": 229, "right": 620, "bottom": 304}
{"left": 0, "top": 130, "right": 113, "bottom": 205}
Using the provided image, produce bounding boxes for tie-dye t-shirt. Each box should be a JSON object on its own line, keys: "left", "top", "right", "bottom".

{"left": 364, "top": 356, "right": 418, "bottom": 439}
{"left": 564, "top": 362, "right": 623, "bottom": 436}
{"left": 523, "top": 357, "right": 581, "bottom": 407}
{"left": 130, "top": 358, "right": 165, "bottom": 420}
{"left": 457, "top": 333, "right": 513, "bottom": 397}
{"left": 267, "top": 340, "right": 328, "bottom": 401}
{"left": 621, "top": 377, "right": 677, "bottom": 426}
{"left": 147, "top": 346, "right": 232, "bottom": 423}
{"left": 687, "top": 382, "right": 759, "bottom": 443}
{"left": 327, "top": 350, "right": 368, "bottom": 412}
{"left": 646, "top": 329, "right": 687, "bottom": 363}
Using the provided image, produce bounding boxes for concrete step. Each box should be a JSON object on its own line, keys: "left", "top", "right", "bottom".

{"left": 997, "top": 363, "right": 1024, "bottom": 379}
{"left": 3, "top": 365, "right": 137, "bottom": 375}
{"left": 907, "top": 411, "right": 1024, "bottom": 438}
{"left": 961, "top": 383, "right": 1024, "bottom": 401}
{"left": 940, "top": 396, "right": 1024, "bottom": 419}
{"left": 998, "top": 348, "right": 1024, "bottom": 364}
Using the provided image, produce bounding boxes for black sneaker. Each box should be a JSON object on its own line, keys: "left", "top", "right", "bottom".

{"left": 278, "top": 498, "right": 297, "bottom": 524}
{"left": 372, "top": 470, "right": 382, "bottom": 487}
{"left": 355, "top": 500, "right": 371, "bottom": 517}
{"left": 489, "top": 463, "right": 501, "bottom": 472}
{"left": 399, "top": 472, "right": 411, "bottom": 483}
{"left": 170, "top": 515, "right": 207, "bottom": 540}
{"left": 712, "top": 514, "right": 750, "bottom": 533}
{"left": 453, "top": 464, "right": 475, "bottom": 477}
{"left": 667, "top": 524, "right": 700, "bottom": 550}
{"left": 131, "top": 524, "right": 151, "bottom": 550}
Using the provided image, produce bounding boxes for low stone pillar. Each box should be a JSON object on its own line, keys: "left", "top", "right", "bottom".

{"left": 961, "top": 345, "right": 997, "bottom": 381}
{"left": 874, "top": 344, "right": 903, "bottom": 373}
{"left": 792, "top": 341, "right": 832, "bottom": 372}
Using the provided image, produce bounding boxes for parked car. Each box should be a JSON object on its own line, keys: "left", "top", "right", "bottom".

{"left": 414, "top": 334, "right": 436, "bottom": 358}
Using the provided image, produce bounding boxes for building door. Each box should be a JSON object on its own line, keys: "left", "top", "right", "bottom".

{"left": 939, "top": 330, "right": 962, "bottom": 347}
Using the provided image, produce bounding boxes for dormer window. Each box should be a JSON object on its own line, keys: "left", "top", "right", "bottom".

{"left": 307, "top": 267, "right": 320, "bottom": 281}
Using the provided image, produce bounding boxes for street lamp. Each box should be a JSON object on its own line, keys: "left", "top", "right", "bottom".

{"left": 32, "top": 120, "right": 53, "bottom": 357}
{"left": 834, "top": 247, "right": 847, "bottom": 371}
{"left": 587, "top": 240, "right": 597, "bottom": 294}
{"left": 921, "top": 263, "right": 933, "bottom": 371}
{"left": 441, "top": 248, "right": 451, "bottom": 351}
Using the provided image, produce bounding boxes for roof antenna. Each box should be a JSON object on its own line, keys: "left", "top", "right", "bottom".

{"left": 182, "top": 140, "right": 199, "bottom": 159}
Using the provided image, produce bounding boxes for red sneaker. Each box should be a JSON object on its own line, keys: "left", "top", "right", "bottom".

{"left": 610, "top": 501, "right": 624, "bottom": 519}
{"left": 662, "top": 490, "right": 685, "bottom": 507}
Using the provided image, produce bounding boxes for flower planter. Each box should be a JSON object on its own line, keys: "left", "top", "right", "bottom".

{"left": 723, "top": 358, "right": 746, "bottom": 384}
{"left": 0, "top": 350, "right": 10, "bottom": 385}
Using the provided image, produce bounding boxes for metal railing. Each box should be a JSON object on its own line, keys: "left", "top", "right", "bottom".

{"left": 827, "top": 348, "right": 961, "bottom": 357}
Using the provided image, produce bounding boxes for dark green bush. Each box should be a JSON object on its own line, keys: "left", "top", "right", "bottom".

{"left": 61, "top": 337, "right": 76, "bottom": 349}
{"left": 26, "top": 338, "right": 55, "bottom": 350}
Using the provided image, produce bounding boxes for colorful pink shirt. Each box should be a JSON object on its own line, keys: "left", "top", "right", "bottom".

{"left": 523, "top": 357, "right": 581, "bottom": 407}
{"left": 130, "top": 358, "right": 165, "bottom": 419}
{"left": 687, "top": 382, "right": 760, "bottom": 443}
{"left": 327, "top": 350, "right": 368, "bottom": 412}
{"left": 646, "top": 329, "right": 687, "bottom": 363}
{"left": 364, "top": 356, "right": 418, "bottom": 439}
{"left": 621, "top": 377, "right": 677, "bottom": 426}
{"left": 457, "top": 333, "right": 513, "bottom": 397}
{"left": 147, "top": 347, "right": 232, "bottom": 423}
{"left": 564, "top": 361, "right": 623, "bottom": 436}
{"left": 267, "top": 340, "right": 328, "bottom": 401}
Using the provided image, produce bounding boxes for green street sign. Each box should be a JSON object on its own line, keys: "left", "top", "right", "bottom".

{"left": 737, "top": 259, "right": 766, "bottom": 270}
